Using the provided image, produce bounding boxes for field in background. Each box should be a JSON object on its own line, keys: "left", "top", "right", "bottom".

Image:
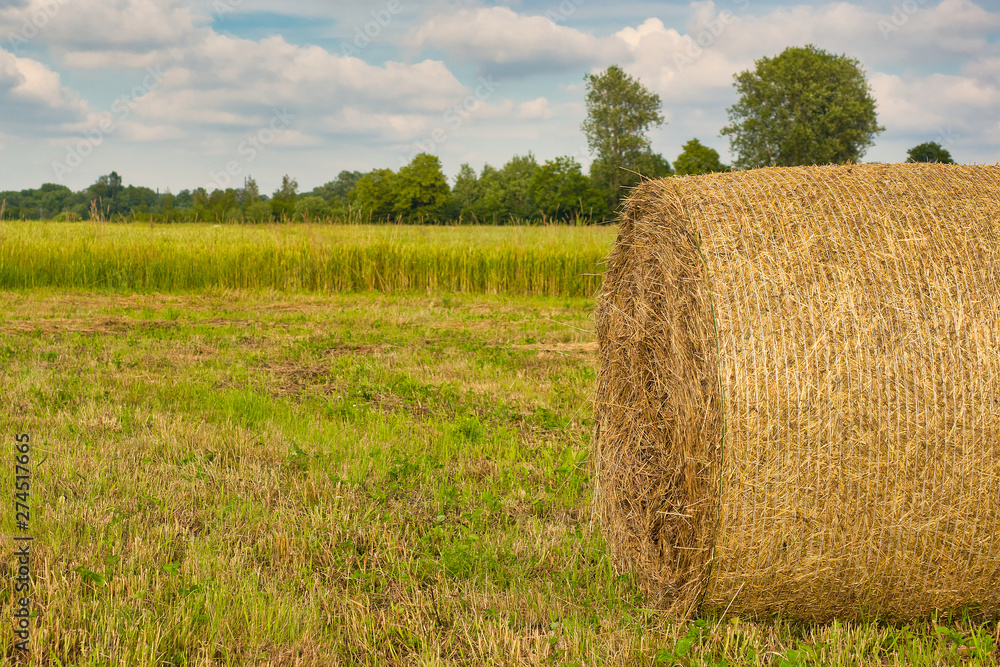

{"left": 0, "top": 225, "right": 997, "bottom": 665}
{"left": 0, "top": 222, "right": 616, "bottom": 297}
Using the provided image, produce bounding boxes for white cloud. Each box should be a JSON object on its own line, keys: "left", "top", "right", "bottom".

{"left": 0, "top": 0, "right": 201, "bottom": 53}
{"left": 403, "top": 6, "right": 627, "bottom": 74}
{"left": 151, "top": 34, "right": 464, "bottom": 115}
{"left": 517, "top": 97, "right": 555, "bottom": 119}
{"left": 120, "top": 122, "right": 187, "bottom": 142}
{"left": 66, "top": 29, "right": 474, "bottom": 156}
{"left": 56, "top": 48, "right": 182, "bottom": 70}
{"left": 870, "top": 73, "right": 944, "bottom": 131}
{"left": 871, "top": 71, "right": 1000, "bottom": 153}
{"left": 265, "top": 128, "right": 315, "bottom": 147}
{"left": 614, "top": 16, "right": 745, "bottom": 101}
{"left": 876, "top": 0, "right": 1000, "bottom": 58}
{"left": 0, "top": 48, "right": 90, "bottom": 131}
{"left": 456, "top": 98, "right": 516, "bottom": 120}
{"left": 963, "top": 56, "right": 1000, "bottom": 87}
{"left": 330, "top": 107, "right": 433, "bottom": 139}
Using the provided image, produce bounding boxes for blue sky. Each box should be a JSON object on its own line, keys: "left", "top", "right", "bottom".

{"left": 1, "top": 0, "right": 998, "bottom": 195}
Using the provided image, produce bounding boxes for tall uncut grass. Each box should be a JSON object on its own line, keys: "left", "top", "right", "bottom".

{"left": 0, "top": 221, "right": 617, "bottom": 296}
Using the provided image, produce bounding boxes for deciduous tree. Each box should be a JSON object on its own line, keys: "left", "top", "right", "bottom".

{"left": 906, "top": 141, "right": 955, "bottom": 164}
{"left": 674, "top": 139, "right": 728, "bottom": 175}
{"left": 294, "top": 196, "right": 330, "bottom": 220}
{"left": 352, "top": 168, "right": 398, "bottom": 221}
{"left": 530, "top": 156, "right": 606, "bottom": 221}
{"left": 581, "top": 65, "right": 664, "bottom": 201}
{"left": 393, "top": 153, "right": 450, "bottom": 221}
{"left": 721, "top": 45, "right": 884, "bottom": 168}
{"left": 447, "top": 163, "right": 481, "bottom": 222}
{"left": 311, "top": 170, "right": 364, "bottom": 210}
{"left": 468, "top": 155, "right": 540, "bottom": 223}
{"left": 271, "top": 175, "right": 299, "bottom": 219}
{"left": 242, "top": 176, "right": 260, "bottom": 204}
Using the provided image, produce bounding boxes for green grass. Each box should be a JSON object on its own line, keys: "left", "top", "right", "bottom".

{"left": 0, "top": 288, "right": 997, "bottom": 666}
{"left": 0, "top": 222, "right": 616, "bottom": 296}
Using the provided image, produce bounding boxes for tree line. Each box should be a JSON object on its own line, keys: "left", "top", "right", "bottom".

{"left": 0, "top": 139, "right": 727, "bottom": 224}
{"left": 1, "top": 45, "right": 957, "bottom": 225}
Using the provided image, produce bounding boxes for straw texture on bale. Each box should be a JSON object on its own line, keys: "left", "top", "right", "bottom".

{"left": 593, "top": 163, "right": 1000, "bottom": 621}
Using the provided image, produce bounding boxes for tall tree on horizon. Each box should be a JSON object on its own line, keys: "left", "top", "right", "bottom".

{"left": 271, "top": 174, "right": 299, "bottom": 219}
{"left": 242, "top": 176, "right": 260, "bottom": 203}
{"left": 393, "top": 153, "right": 450, "bottom": 221}
{"left": 581, "top": 65, "right": 664, "bottom": 203}
{"left": 722, "top": 45, "right": 884, "bottom": 168}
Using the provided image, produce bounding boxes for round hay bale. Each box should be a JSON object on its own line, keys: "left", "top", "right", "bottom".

{"left": 593, "top": 163, "right": 1000, "bottom": 621}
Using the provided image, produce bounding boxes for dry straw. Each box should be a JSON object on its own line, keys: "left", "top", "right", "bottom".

{"left": 593, "top": 163, "right": 1000, "bottom": 621}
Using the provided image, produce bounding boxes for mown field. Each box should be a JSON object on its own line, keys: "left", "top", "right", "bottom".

{"left": 1, "top": 223, "right": 998, "bottom": 666}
